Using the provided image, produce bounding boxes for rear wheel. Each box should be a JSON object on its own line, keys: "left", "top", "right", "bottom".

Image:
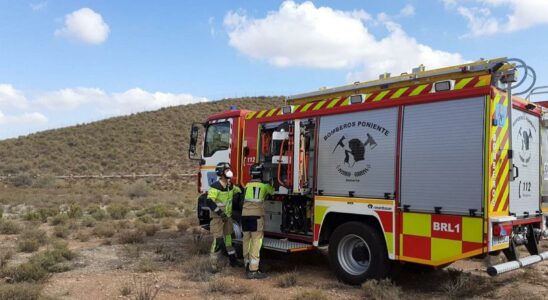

{"left": 328, "top": 221, "right": 390, "bottom": 285}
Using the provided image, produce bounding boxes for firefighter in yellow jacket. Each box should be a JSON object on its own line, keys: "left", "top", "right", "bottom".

{"left": 242, "top": 163, "right": 274, "bottom": 279}
{"left": 206, "top": 162, "right": 243, "bottom": 268}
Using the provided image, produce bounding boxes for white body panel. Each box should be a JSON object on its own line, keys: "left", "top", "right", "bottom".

{"left": 510, "top": 109, "right": 540, "bottom": 217}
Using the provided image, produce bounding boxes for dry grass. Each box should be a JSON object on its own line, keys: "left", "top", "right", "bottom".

{"left": 132, "top": 276, "right": 161, "bottom": 300}
{"left": 291, "top": 289, "right": 328, "bottom": 300}
{"left": 0, "top": 282, "right": 43, "bottom": 300}
{"left": 361, "top": 279, "right": 402, "bottom": 300}
{"left": 0, "top": 219, "right": 22, "bottom": 234}
{"left": 183, "top": 255, "right": 220, "bottom": 282}
{"left": 277, "top": 272, "right": 298, "bottom": 288}
{"left": 118, "top": 229, "right": 145, "bottom": 244}
{"left": 207, "top": 278, "right": 250, "bottom": 295}
{"left": 136, "top": 257, "right": 159, "bottom": 273}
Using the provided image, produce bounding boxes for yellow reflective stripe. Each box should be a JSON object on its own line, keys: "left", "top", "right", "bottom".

{"left": 326, "top": 97, "right": 341, "bottom": 108}
{"left": 293, "top": 105, "right": 301, "bottom": 112}
{"left": 246, "top": 111, "right": 257, "bottom": 119}
{"left": 410, "top": 84, "right": 429, "bottom": 96}
{"left": 266, "top": 108, "right": 277, "bottom": 117}
{"left": 475, "top": 75, "right": 490, "bottom": 87}
{"left": 455, "top": 77, "right": 473, "bottom": 90}
{"left": 300, "top": 102, "right": 314, "bottom": 112}
{"left": 390, "top": 87, "right": 409, "bottom": 99}
{"left": 402, "top": 213, "right": 431, "bottom": 237}
{"left": 462, "top": 217, "right": 483, "bottom": 243}
{"left": 312, "top": 100, "right": 326, "bottom": 111}
{"left": 373, "top": 90, "right": 390, "bottom": 102}
{"left": 256, "top": 110, "right": 267, "bottom": 118}
{"left": 339, "top": 97, "right": 350, "bottom": 106}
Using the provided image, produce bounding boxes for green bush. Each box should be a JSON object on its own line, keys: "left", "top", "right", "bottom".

{"left": 0, "top": 219, "right": 22, "bottom": 234}
{"left": 81, "top": 216, "right": 96, "bottom": 227}
{"left": 146, "top": 204, "right": 177, "bottom": 218}
{"left": 67, "top": 203, "right": 83, "bottom": 219}
{"left": 127, "top": 180, "right": 151, "bottom": 198}
{"left": 17, "top": 229, "right": 48, "bottom": 252}
{"left": 1, "top": 262, "right": 49, "bottom": 282}
{"left": 29, "top": 244, "right": 76, "bottom": 272}
{"left": 107, "top": 204, "right": 130, "bottom": 220}
{"left": 138, "top": 223, "right": 160, "bottom": 237}
{"left": 53, "top": 225, "right": 69, "bottom": 238}
{"left": 50, "top": 213, "right": 69, "bottom": 225}
{"left": 93, "top": 222, "right": 116, "bottom": 238}
{"left": 17, "top": 239, "right": 41, "bottom": 253}
{"left": 24, "top": 208, "right": 59, "bottom": 223}
{"left": 118, "top": 229, "right": 145, "bottom": 244}
{"left": 12, "top": 173, "right": 33, "bottom": 187}
{"left": 0, "top": 283, "right": 43, "bottom": 300}
{"left": 34, "top": 175, "right": 56, "bottom": 188}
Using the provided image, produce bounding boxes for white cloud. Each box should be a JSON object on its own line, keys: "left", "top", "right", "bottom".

{"left": 0, "top": 111, "right": 47, "bottom": 125}
{"left": 0, "top": 84, "right": 28, "bottom": 110}
{"left": 398, "top": 4, "right": 415, "bottom": 17}
{"left": 36, "top": 87, "right": 208, "bottom": 115}
{"left": 36, "top": 87, "right": 106, "bottom": 110}
{"left": 208, "top": 17, "right": 216, "bottom": 36}
{"left": 30, "top": 1, "right": 48, "bottom": 11}
{"left": 449, "top": 0, "right": 548, "bottom": 37}
{"left": 224, "top": 1, "right": 463, "bottom": 80}
{"left": 55, "top": 8, "right": 110, "bottom": 45}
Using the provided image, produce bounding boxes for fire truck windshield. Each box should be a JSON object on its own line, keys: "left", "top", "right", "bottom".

{"left": 203, "top": 121, "right": 230, "bottom": 157}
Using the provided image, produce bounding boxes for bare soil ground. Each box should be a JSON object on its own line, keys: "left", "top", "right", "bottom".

{"left": 0, "top": 181, "right": 547, "bottom": 300}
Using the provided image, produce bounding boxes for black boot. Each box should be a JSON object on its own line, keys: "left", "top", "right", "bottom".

{"left": 229, "top": 254, "right": 244, "bottom": 267}
{"left": 247, "top": 270, "right": 267, "bottom": 279}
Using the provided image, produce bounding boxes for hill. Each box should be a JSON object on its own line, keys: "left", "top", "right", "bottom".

{"left": 0, "top": 96, "right": 285, "bottom": 175}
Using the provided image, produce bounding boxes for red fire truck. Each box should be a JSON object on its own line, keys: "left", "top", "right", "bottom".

{"left": 189, "top": 58, "right": 548, "bottom": 284}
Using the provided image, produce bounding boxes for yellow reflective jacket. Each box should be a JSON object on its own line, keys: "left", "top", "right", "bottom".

{"left": 207, "top": 181, "right": 242, "bottom": 217}
{"left": 242, "top": 180, "right": 274, "bottom": 216}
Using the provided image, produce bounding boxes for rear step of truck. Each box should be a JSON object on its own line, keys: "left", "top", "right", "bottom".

{"left": 234, "top": 237, "right": 315, "bottom": 253}
{"left": 487, "top": 251, "right": 548, "bottom": 276}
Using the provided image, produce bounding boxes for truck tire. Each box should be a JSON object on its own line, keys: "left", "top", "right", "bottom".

{"left": 328, "top": 221, "right": 390, "bottom": 285}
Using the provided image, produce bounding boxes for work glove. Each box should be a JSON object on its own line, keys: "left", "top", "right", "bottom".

{"left": 215, "top": 208, "right": 228, "bottom": 222}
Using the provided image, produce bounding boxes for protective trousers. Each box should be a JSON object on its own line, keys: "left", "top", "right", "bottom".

{"left": 242, "top": 216, "right": 263, "bottom": 272}
{"left": 210, "top": 217, "right": 234, "bottom": 264}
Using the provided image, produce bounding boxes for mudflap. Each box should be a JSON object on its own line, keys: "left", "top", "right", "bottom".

{"left": 525, "top": 224, "right": 540, "bottom": 256}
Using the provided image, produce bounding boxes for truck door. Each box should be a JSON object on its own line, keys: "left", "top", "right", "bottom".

{"left": 199, "top": 119, "right": 233, "bottom": 193}
{"left": 510, "top": 108, "right": 541, "bottom": 218}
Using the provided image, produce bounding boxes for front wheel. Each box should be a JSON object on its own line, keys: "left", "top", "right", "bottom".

{"left": 328, "top": 221, "right": 390, "bottom": 285}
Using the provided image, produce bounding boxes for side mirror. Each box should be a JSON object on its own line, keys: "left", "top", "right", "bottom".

{"left": 189, "top": 123, "right": 203, "bottom": 160}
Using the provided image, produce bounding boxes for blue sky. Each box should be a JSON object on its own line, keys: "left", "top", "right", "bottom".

{"left": 0, "top": 0, "right": 547, "bottom": 139}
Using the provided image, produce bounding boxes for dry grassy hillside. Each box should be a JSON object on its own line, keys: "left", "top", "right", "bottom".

{"left": 0, "top": 97, "right": 284, "bottom": 176}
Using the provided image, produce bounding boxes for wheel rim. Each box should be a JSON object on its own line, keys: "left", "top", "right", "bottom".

{"left": 337, "top": 234, "right": 371, "bottom": 276}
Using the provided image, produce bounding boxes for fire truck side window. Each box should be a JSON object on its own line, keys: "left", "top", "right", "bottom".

{"left": 203, "top": 122, "right": 230, "bottom": 157}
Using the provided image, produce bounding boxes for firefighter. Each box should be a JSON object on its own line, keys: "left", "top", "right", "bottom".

{"left": 242, "top": 163, "right": 274, "bottom": 279}
{"left": 206, "top": 162, "right": 243, "bottom": 268}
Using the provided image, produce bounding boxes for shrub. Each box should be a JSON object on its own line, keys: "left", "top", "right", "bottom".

{"left": 176, "top": 219, "right": 191, "bottom": 232}
{"left": 53, "top": 225, "right": 69, "bottom": 238}
{"left": 0, "top": 249, "right": 14, "bottom": 268}
{"left": 183, "top": 255, "right": 219, "bottom": 282}
{"left": 108, "top": 204, "right": 130, "bottom": 220}
{"left": 0, "top": 207, "right": 3, "bottom": 219}
{"left": 292, "top": 289, "right": 327, "bottom": 300}
{"left": 277, "top": 272, "right": 298, "bottom": 288}
{"left": 24, "top": 208, "right": 58, "bottom": 223}
{"left": 207, "top": 279, "right": 250, "bottom": 294}
{"left": 187, "top": 228, "right": 211, "bottom": 255}
{"left": 146, "top": 204, "right": 177, "bottom": 218}
{"left": 29, "top": 242, "right": 76, "bottom": 273}
{"left": 34, "top": 175, "right": 56, "bottom": 188}
{"left": 50, "top": 213, "right": 69, "bottom": 225}
{"left": 160, "top": 218, "right": 175, "bottom": 229}
{"left": 133, "top": 276, "right": 160, "bottom": 300}
{"left": 17, "top": 239, "right": 41, "bottom": 253}
{"left": 81, "top": 216, "right": 96, "bottom": 227}
{"left": 12, "top": 173, "right": 33, "bottom": 187}
{"left": 138, "top": 215, "right": 154, "bottom": 224}
{"left": 91, "top": 209, "right": 108, "bottom": 221}
{"left": 93, "top": 222, "right": 116, "bottom": 238}
{"left": 361, "top": 279, "right": 402, "bottom": 300}
{"left": 120, "top": 283, "right": 132, "bottom": 297}
{"left": 2, "top": 262, "right": 49, "bottom": 283}
{"left": 75, "top": 231, "right": 90, "bottom": 242}
{"left": 127, "top": 180, "right": 151, "bottom": 198}
{"left": 118, "top": 229, "right": 145, "bottom": 244}
{"left": 140, "top": 223, "right": 160, "bottom": 237}
{"left": 67, "top": 203, "right": 83, "bottom": 219}
{"left": 0, "top": 219, "right": 22, "bottom": 234}
{"left": 20, "top": 229, "right": 48, "bottom": 245}
{"left": 136, "top": 257, "right": 159, "bottom": 273}
{"left": 0, "top": 283, "right": 43, "bottom": 300}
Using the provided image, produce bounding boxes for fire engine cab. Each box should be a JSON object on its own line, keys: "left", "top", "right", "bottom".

{"left": 189, "top": 58, "right": 548, "bottom": 284}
